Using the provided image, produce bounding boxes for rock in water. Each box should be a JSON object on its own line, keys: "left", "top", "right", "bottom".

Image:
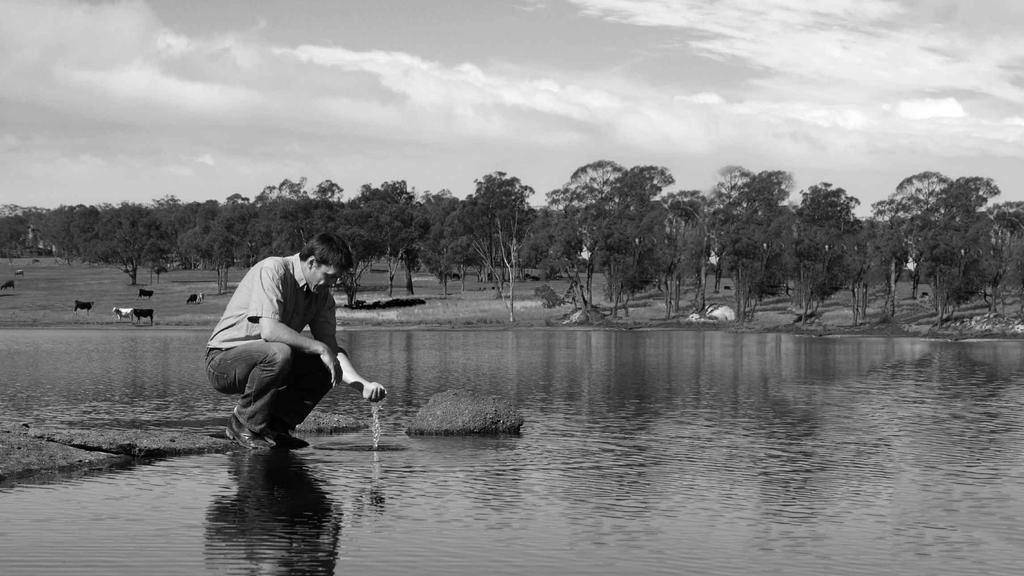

{"left": 296, "top": 410, "right": 367, "bottom": 434}
{"left": 406, "top": 389, "right": 524, "bottom": 435}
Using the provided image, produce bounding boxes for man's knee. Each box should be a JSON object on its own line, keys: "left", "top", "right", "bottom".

{"left": 262, "top": 342, "right": 294, "bottom": 370}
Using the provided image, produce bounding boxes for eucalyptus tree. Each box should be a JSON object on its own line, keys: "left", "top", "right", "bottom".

{"left": 222, "top": 194, "right": 261, "bottom": 268}
{"left": 706, "top": 165, "right": 753, "bottom": 293}
{"left": 418, "top": 190, "right": 465, "bottom": 297}
{"left": 335, "top": 199, "right": 381, "bottom": 306}
{"left": 36, "top": 204, "right": 103, "bottom": 263}
{"left": 868, "top": 197, "right": 913, "bottom": 320}
{"left": 917, "top": 176, "right": 1000, "bottom": 324}
{"left": 89, "top": 203, "right": 158, "bottom": 285}
{"left": 599, "top": 165, "right": 675, "bottom": 317}
{"left": 175, "top": 200, "right": 217, "bottom": 270}
{"left": 791, "top": 182, "right": 861, "bottom": 324}
{"left": 354, "top": 180, "right": 423, "bottom": 297}
{"left": 658, "top": 189, "right": 708, "bottom": 318}
{"left": 0, "top": 213, "right": 30, "bottom": 261}
{"left": 845, "top": 219, "right": 886, "bottom": 326}
{"left": 150, "top": 195, "right": 192, "bottom": 267}
{"left": 144, "top": 195, "right": 186, "bottom": 280}
{"left": 177, "top": 200, "right": 236, "bottom": 293}
{"left": 212, "top": 199, "right": 261, "bottom": 293}
{"left": 547, "top": 160, "right": 625, "bottom": 310}
{"left": 894, "top": 171, "right": 951, "bottom": 298}
{"left": 252, "top": 177, "right": 345, "bottom": 257}
{"left": 521, "top": 205, "right": 590, "bottom": 311}
{"left": 711, "top": 167, "right": 794, "bottom": 323}
{"left": 457, "top": 171, "right": 535, "bottom": 322}
{"left": 988, "top": 201, "right": 1024, "bottom": 313}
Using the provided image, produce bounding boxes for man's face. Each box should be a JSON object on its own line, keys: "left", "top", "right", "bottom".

{"left": 307, "top": 258, "right": 342, "bottom": 289}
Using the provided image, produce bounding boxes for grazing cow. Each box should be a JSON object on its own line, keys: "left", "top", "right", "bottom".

{"left": 132, "top": 308, "right": 155, "bottom": 325}
{"left": 14, "top": 269, "right": 24, "bottom": 276}
{"left": 1, "top": 280, "right": 13, "bottom": 291}
{"left": 186, "top": 293, "right": 201, "bottom": 304}
{"left": 73, "top": 300, "right": 94, "bottom": 316}
{"left": 138, "top": 288, "right": 154, "bottom": 299}
{"left": 112, "top": 307, "right": 134, "bottom": 321}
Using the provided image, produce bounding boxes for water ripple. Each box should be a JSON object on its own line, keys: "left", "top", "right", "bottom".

{"left": 4, "top": 330, "right": 1024, "bottom": 575}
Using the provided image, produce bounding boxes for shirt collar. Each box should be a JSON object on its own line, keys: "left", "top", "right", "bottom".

{"left": 287, "top": 253, "right": 313, "bottom": 292}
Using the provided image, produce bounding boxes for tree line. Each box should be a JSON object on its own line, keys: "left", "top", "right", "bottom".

{"left": 2, "top": 163, "right": 1022, "bottom": 325}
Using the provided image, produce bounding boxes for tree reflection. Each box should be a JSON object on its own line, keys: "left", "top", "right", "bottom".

{"left": 204, "top": 450, "right": 341, "bottom": 575}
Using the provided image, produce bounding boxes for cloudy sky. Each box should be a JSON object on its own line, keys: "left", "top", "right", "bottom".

{"left": 1, "top": 0, "right": 1022, "bottom": 214}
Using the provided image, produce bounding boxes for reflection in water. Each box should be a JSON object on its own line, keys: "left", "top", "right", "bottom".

{"left": 5, "top": 330, "right": 1024, "bottom": 575}
{"left": 204, "top": 451, "right": 342, "bottom": 576}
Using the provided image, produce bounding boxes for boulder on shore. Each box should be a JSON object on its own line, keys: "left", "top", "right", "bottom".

{"left": 406, "top": 389, "right": 524, "bottom": 436}
{"left": 296, "top": 410, "right": 367, "bottom": 434}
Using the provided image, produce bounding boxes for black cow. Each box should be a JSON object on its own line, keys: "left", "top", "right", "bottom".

{"left": 1, "top": 280, "right": 13, "bottom": 291}
{"left": 185, "top": 292, "right": 204, "bottom": 304}
{"left": 138, "top": 288, "right": 154, "bottom": 299}
{"left": 132, "top": 308, "right": 155, "bottom": 325}
{"left": 73, "top": 300, "right": 94, "bottom": 315}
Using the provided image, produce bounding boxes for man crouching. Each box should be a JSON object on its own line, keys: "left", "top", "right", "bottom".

{"left": 205, "top": 232, "right": 386, "bottom": 449}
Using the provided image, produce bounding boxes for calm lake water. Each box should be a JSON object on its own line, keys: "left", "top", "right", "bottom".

{"left": 3, "top": 328, "right": 1024, "bottom": 575}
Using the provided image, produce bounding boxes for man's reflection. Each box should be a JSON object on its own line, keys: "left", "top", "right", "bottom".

{"left": 204, "top": 450, "right": 341, "bottom": 576}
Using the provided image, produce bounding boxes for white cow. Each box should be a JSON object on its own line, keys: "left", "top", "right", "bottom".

{"left": 687, "top": 303, "right": 737, "bottom": 322}
{"left": 113, "top": 307, "right": 134, "bottom": 321}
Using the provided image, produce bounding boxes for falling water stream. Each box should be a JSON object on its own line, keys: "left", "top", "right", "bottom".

{"left": 370, "top": 402, "right": 382, "bottom": 449}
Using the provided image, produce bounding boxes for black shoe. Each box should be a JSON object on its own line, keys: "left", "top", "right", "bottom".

{"left": 225, "top": 413, "right": 275, "bottom": 450}
{"left": 268, "top": 428, "right": 309, "bottom": 449}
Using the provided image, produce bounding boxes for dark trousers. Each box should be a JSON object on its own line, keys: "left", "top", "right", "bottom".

{"left": 206, "top": 342, "right": 333, "bottom": 434}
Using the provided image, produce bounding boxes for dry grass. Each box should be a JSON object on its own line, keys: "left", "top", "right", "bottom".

{"left": 0, "top": 259, "right": 223, "bottom": 327}
{"left": 0, "top": 258, "right": 575, "bottom": 329}
{"left": 2, "top": 256, "right": 1013, "bottom": 332}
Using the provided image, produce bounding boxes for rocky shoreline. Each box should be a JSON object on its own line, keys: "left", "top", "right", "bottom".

{"left": 1, "top": 388, "right": 526, "bottom": 488}
{"left": 0, "top": 412, "right": 366, "bottom": 488}
{"left": 4, "top": 313, "right": 1022, "bottom": 489}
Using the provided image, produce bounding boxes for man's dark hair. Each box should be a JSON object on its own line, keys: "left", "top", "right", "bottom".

{"left": 299, "top": 232, "right": 353, "bottom": 271}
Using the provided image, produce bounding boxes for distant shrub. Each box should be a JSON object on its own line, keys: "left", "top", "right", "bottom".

{"left": 534, "top": 284, "right": 564, "bottom": 308}
{"left": 345, "top": 298, "right": 426, "bottom": 310}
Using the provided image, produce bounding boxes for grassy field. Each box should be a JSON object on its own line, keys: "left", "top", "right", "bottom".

{"left": 0, "top": 257, "right": 584, "bottom": 329}
{"left": 0, "top": 256, "right": 1012, "bottom": 333}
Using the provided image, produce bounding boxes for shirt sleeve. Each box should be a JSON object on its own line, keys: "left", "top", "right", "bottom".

{"left": 245, "top": 261, "right": 287, "bottom": 323}
{"left": 308, "top": 291, "right": 337, "bottom": 341}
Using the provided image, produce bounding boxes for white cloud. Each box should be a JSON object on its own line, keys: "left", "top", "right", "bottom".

{"left": 2, "top": 0, "right": 1022, "bottom": 209}
{"left": 567, "top": 0, "right": 1024, "bottom": 105}
{"left": 678, "top": 92, "right": 725, "bottom": 105}
{"left": 155, "top": 31, "right": 191, "bottom": 57}
{"left": 59, "top": 62, "right": 262, "bottom": 113}
{"left": 896, "top": 98, "right": 966, "bottom": 120}
{"left": 194, "top": 154, "right": 216, "bottom": 166}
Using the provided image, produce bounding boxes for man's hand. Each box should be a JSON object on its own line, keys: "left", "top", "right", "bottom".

{"left": 348, "top": 380, "right": 387, "bottom": 402}
{"left": 362, "top": 381, "right": 387, "bottom": 402}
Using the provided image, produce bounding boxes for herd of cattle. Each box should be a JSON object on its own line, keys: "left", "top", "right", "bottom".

{"left": 3, "top": 267, "right": 205, "bottom": 326}
{"left": 70, "top": 290, "right": 205, "bottom": 325}
{"left": 0, "top": 269, "right": 25, "bottom": 291}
